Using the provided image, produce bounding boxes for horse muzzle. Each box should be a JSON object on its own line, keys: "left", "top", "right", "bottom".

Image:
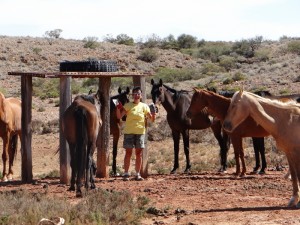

{"left": 223, "top": 121, "right": 233, "bottom": 133}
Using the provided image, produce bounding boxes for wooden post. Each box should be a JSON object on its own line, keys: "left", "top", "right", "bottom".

{"left": 97, "top": 77, "right": 111, "bottom": 178}
{"left": 59, "top": 76, "right": 71, "bottom": 184}
{"left": 133, "top": 76, "right": 148, "bottom": 178}
{"left": 21, "top": 76, "right": 33, "bottom": 183}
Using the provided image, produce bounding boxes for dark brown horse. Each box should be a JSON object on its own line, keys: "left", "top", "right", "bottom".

{"left": 151, "top": 79, "right": 229, "bottom": 174}
{"left": 110, "top": 87, "right": 130, "bottom": 175}
{"left": 0, "top": 92, "right": 21, "bottom": 181}
{"left": 62, "top": 91, "right": 102, "bottom": 197}
{"left": 186, "top": 89, "right": 270, "bottom": 176}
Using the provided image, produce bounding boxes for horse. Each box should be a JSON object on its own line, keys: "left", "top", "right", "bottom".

{"left": 0, "top": 92, "right": 21, "bottom": 181}
{"left": 206, "top": 88, "right": 269, "bottom": 174}
{"left": 62, "top": 91, "right": 102, "bottom": 197}
{"left": 150, "top": 79, "right": 229, "bottom": 174}
{"left": 186, "top": 88, "right": 271, "bottom": 176}
{"left": 223, "top": 90, "right": 300, "bottom": 208}
{"left": 110, "top": 87, "right": 130, "bottom": 176}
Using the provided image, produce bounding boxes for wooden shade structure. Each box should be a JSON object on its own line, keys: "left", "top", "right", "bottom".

{"left": 8, "top": 71, "right": 152, "bottom": 184}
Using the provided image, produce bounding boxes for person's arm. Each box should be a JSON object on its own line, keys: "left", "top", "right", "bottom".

{"left": 147, "top": 111, "right": 156, "bottom": 122}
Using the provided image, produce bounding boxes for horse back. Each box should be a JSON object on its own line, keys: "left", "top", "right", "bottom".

{"left": 2, "top": 97, "right": 21, "bottom": 132}
{"left": 168, "top": 93, "right": 211, "bottom": 130}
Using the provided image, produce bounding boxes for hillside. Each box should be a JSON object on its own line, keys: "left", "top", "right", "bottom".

{"left": 0, "top": 35, "right": 299, "bottom": 96}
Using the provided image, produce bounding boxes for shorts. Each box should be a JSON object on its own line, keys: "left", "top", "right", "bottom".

{"left": 123, "top": 134, "right": 146, "bottom": 149}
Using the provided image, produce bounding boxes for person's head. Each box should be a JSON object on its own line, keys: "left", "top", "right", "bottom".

{"left": 132, "top": 86, "right": 142, "bottom": 102}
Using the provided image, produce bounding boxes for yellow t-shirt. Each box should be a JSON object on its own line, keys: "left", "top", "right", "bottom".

{"left": 123, "top": 102, "right": 150, "bottom": 134}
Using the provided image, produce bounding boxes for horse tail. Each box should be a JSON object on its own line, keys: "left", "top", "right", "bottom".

{"left": 10, "top": 134, "right": 18, "bottom": 166}
{"left": 74, "top": 107, "right": 88, "bottom": 181}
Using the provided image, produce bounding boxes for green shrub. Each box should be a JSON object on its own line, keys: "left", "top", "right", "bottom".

{"left": 222, "top": 77, "right": 234, "bottom": 85}
{"left": 151, "top": 67, "right": 204, "bottom": 83}
{"left": 83, "top": 36, "right": 99, "bottom": 49}
{"left": 161, "top": 34, "right": 179, "bottom": 50}
{"left": 142, "top": 34, "right": 162, "bottom": 48}
{"left": 201, "top": 63, "right": 225, "bottom": 75}
{"left": 255, "top": 48, "right": 271, "bottom": 61}
{"left": 138, "top": 48, "right": 158, "bottom": 62}
{"left": 197, "top": 42, "right": 232, "bottom": 62}
{"left": 219, "top": 55, "right": 237, "bottom": 71}
{"left": 115, "top": 34, "right": 134, "bottom": 46}
{"left": 232, "top": 36, "right": 263, "bottom": 58}
{"left": 232, "top": 72, "right": 246, "bottom": 81}
{"left": 177, "top": 34, "right": 198, "bottom": 49}
{"left": 32, "top": 47, "right": 42, "bottom": 55}
{"left": 286, "top": 41, "right": 300, "bottom": 55}
{"left": 33, "top": 78, "right": 59, "bottom": 99}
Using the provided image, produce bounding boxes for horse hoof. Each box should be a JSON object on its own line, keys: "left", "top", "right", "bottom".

{"left": 287, "top": 196, "right": 298, "bottom": 207}
{"left": 258, "top": 170, "right": 266, "bottom": 175}
{"left": 296, "top": 202, "right": 300, "bottom": 209}
{"left": 68, "top": 186, "right": 75, "bottom": 192}
{"left": 170, "top": 168, "right": 178, "bottom": 174}
{"left": 76, "top": 191, "right": 83, "bottom": 198}
{"left": 2, "top": 176, "right": 8, "bottom": 182}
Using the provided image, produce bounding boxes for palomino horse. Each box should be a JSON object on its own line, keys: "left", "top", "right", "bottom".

{"left": 0, "top": 92, "right": 21, "bottom": 181}
{"left": 151, "top": 79, "right": 229, "bottom": 174}
{"left": 110, "top": 87, "right": 130, "bottom": 175}
{"left": 186, "top": 89, "right": 269, "bottom": 176}
{"left": 62, "top": 91, "right": 102, "bottom": 197}
{"left": 223, "top": 90, "right": 300, "bottom": 207}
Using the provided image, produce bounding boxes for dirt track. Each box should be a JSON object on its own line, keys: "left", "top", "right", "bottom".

{"left": 2, "top": 169, "right": 299, "bottom": 225}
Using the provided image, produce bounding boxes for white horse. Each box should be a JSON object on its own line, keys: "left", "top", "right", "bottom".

{"left": 223, "top": 90, "right": 300, "bottom": 208}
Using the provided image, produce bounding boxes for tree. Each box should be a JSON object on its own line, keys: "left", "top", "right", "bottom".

{"left": 44, "top": 29, "right": 63, "bottom": 45}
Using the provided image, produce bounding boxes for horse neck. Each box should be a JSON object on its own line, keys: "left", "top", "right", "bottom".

{"left": 205, "top": 92, "right": 230, "bottom": 120}
{"left": 247, "top": 95, "right": 283, "bottom": 136}
{"left": 161, "top": 87, "right": 177, "bottom": 112}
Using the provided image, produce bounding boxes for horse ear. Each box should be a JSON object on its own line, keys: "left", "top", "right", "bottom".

{"left": 159, "top": 79, "right": 163, "bottom": 86}
{"left": 88, "top": 89, "right": 93, "bottom": 95}
{"left": 151, "top": 79, "right": 154, "bottom": 85}
{"left": 118, "top": 87, "right": 121, "bottom": 94}
{"left": 193, "top": 87, "right": 198, "bottom": 92}
{"left": 126, "top": 87, "right": 130, "bottom": 94}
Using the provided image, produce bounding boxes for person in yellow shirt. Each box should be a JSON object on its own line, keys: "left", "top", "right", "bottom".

{"left": 116, "top": 86, "right": 156, "bottom": 181}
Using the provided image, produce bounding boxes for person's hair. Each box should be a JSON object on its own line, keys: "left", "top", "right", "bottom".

{"left": 132, "top": 86, "right": 142, "bottom": 93}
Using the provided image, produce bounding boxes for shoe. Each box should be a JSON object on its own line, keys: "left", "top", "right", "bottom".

{"left": 135, "top": 175, "right": 144, "bottom": 181}
{"left": 123, "top": 174, "right": 129, "bottom": 181}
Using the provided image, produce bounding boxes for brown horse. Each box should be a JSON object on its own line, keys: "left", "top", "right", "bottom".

{"left": 110, "top": 87, "right": 130, "bottom": 176}
{"left": 223, "top": 90, "right": 300, "bottom": 208}
{"left": 0, "top": 92, "right": 21, "bottom": 181}
{"left": 62, "top": 91, "right": 102, "bottom": 197}
{"left": 186, "top": 88, "right": 269, "bottom": 176}
{"left": 151, "top": 79, "right": 230, "bottom": 173}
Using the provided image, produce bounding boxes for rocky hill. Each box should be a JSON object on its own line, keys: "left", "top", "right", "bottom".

{"left": 0, "top": 35, "right": 299, "bottom": 96}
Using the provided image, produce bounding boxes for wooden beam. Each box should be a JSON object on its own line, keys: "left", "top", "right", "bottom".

{"left": 59, "top": 76, "right": 71, "bottom": 184}
{"left": 132, "top": 76, "right": 149, "bottom": 178}
{"left": 96, "top": 77, "right": 111, "bottom": 178}
{"left": 21, "top": 76, "right": 33, "bottom": 183}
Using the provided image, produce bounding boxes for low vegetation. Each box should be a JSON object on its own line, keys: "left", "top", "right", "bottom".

{"left": 0, "top": 189, "right": 148, "bottom": 225}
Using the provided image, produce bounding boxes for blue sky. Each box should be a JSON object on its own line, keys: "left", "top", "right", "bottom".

{"left": 1, "top": 0, "right": 299, "bottom": 41}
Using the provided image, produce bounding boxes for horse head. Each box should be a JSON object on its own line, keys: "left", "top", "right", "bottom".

{"left": 117, "top": 86, "right": 130, "bottom": 106}
{"left": 223, "top": 90, "right": 249, "bottom": 133}
{"left": 150, "top": 79, "right": 164, "bottom": 104}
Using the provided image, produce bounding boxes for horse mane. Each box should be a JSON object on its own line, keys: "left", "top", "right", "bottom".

{"left": 163, "top": 84, "right": 190, "bottom": 102}
{"left": 241, "top": 91, "right": 300, "bottom": 107}
{"left": 76, "top": 95, "right": 96, "bottom": 104}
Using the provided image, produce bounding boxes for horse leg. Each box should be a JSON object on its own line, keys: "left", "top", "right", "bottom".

{"left": 253, "top": 137, "right": 267, "bottom": 174}
{"left": 171, "top": 130, "right": 180, "bottom": 174}
{"left": 211, "top": 121, "right": 229, "bottom": 172}
{"left": 182, "top": 129, "right": 191, "bottom": 173}
{"left": 2, "top": 133, "right": 10, "bottom": 181}
{"left": 7, "top": 134, "right": 18, "bottom": 180}
{"left": 252, "top": 137, "right": 260, "bottom": 173}
{"left": 231, "top": 138, "right": 242, "bottom": 176}
{"left": 286, "top": 156, "right": 299, "bottom": 207}
{"left": 112, "top": 133, "right": 119, "bottom": 176}
{"left": 68, "top": 144, "right": 77, "bottom": 191}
